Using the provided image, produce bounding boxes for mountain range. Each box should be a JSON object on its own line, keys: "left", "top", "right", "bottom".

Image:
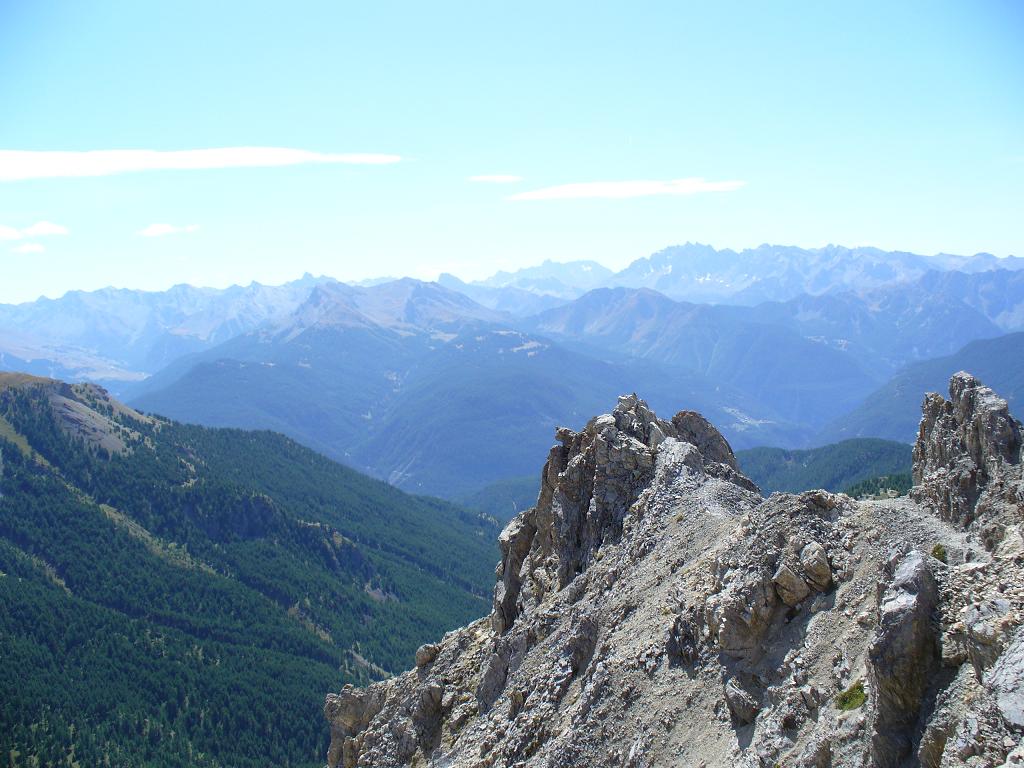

{"left": 128, "top": 280, "right": 796, "bottom": 497}
{"left": 472, "top": 258, "right": 614, "bottom": 299}
{"left": 0, "top": 273, "right": 336, "bottom": 386}
{"left": 463, "top": 243, "right": 1024, "bottom": 304}
{"left": 2, "top": 243, "right": 1023, "bottom": 499}
{"left": 4, "top": 243, "right": 1024, "bottom": 767}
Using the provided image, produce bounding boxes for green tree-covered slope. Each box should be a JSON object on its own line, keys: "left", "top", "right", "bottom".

{"left": 0, "top": 373, "right": 497, "bottom": 768}
{"left": 842, "top": 472, "right": 913, "bottom": 499}
{"left": 736, "top": 438, "right": 912, "bottom": 494}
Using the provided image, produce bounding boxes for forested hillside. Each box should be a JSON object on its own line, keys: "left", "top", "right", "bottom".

{"left": 0, "top": 373, "right": 497, "bottom": 768}
{"left": 736, "top": 438, "right": 912, "bottom": 494}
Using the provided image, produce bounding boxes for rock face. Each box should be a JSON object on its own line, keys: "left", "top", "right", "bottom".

{"left": 325, "top": 376, "right": 1024, "bottom": 767}
{"left": 867, "top": 551, "right": 940, "bottom": 766}
{"left": 913, "top": 371, "right": 1024, "bottom": 539}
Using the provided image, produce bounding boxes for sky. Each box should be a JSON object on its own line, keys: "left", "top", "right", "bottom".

{"left": 0, "top": 0, "right": 1021, "bottom": 304}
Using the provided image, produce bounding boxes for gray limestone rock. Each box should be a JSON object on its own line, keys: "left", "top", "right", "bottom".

{"left": 724, "top": 675, "right": 763, "bottom": 724}
{"left": 988, "top": 627, "right": 1024, "bottom": 729}
{"left": 773, "top": 562, "right": 811, "bottom": 607}
{"left": 415, "top": 643, "right": 440, "bottom": 668}
{"left": 912, "top": 371, "right": 1024, "bottom": 537}
{"left": 323, "top": 376, "right": 1024, "bottom": 768}
{"left": 868, "top": 550, "right": 940, "bottom": 767}
{"left": 800, "top": 541, "right": 833, "bottom": 591}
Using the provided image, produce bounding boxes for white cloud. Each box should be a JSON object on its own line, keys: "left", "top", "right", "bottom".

{"left": 138, "top": 223, "right": 200, "bottom": 238}
{"left": 0, "top": 147, "right": 402, "bottom": 181}
{"left": 469, "top": 174, "right": 523, "bottom": 183}
{"left": 509, "top": 177, "right": 746, "bottom": 201}
{"left": 12, "top": 242, "right": 45, "bottom": 254}
{"left": 0, "top": 220, "right": 70, "bottom": 239}
{"left": 21, "top": 220, "right": 69, "bottom": 237}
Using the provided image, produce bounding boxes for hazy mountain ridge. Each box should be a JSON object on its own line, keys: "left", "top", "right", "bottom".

{"left": 747, "top": 279, "right": 1005, "bottom": 373}
{"left": 911, "top": 268, "right": 1024, "bottom": 331}
{"left": 548, "top": 243, "right": 1023, "bottom": 304}
{"left": 824, "top": 332, "right": 1024, "bottom": 443}
{"left": 522, "top": 286, "right": 881, "bottom": 426}
{"left": 3, "top": 244, "right": 1023, "bottom": 501}
{"left": 474, "top": 259, "right": 614, "bottom": 299}
{"left": 131, "top": 280, "right": 801, "bottom": 497}
{"left": 458, "top": 244, "right": 1024, "bottom": 306}
{"left": 0, "top": 273, "right": 336, "bottom": 386}
{"left": 517, "top": 275, "right": 1017, "bottom": 427}
{"left": 436, "top": 273, "right": 567, "bottom": 317}
{"left": 4, "top": 243, "right": 1017, "bottom": 390}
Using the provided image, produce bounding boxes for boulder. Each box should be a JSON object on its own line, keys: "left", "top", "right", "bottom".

{"left": 724, "top": 676, "right": 762, "bottom": 725}
{"left": 800, "top": 541, "right": 832, "bottom": 591}
{"left": 415, "top": 643, "right": 440, "bottom": 668}
{"left": 773, "top": 563, "right": 811, "bottom": 607}
{"left": 868, "top": 551, "right": 940, "bottom": 767}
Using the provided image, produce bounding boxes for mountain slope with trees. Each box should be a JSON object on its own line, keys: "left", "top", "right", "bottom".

{"left": 0, "top": 373, "right": 497, "bottom": 768}
{"left": 735, "top": 438, "right": 912, "bottom": 494}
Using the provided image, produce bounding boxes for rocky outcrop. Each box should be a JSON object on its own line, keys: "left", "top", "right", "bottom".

{"left": 325, "top": 375, "right": 1024, "bottom": 768}
{"left": 989, "top": 627, "right": 1024, "bottom": 730}
{"left": 913, "top": 371, "right": 1024, "bottom": 541}
{"left": 324, "top": 685, "right": 386, "bottom": 768}
{"left": 867, "top": 551, "right": 940, "bottom": 766}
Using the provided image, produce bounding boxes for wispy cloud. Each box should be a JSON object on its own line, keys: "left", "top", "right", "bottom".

{"left": 12, "top": 242, "right": 45, "bottom": 254}
{"left": 469, "top": 174, "right": 523, "bottom": 184}
{"left": 0, "top": 147, "right": 402, "bottom": 181}
{"left": 0, "top": 220, "right": 69, "bottom": 240}
{"left": 510, "top": 177, "right": 746, "bottom": 201}
{"left": 21, "top": 220, "right": 69, "bottom": 237}
{"left": 139, "top": 223, "right": 200, "bottom": 238}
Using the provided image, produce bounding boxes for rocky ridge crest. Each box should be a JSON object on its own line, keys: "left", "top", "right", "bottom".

{"left": 326, "top": 374, "right": 1024, "bottom": 767}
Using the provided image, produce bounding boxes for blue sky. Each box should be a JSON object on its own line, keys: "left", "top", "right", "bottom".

{"left": 0, "top": 0, "right": 1021, "bottom": 303}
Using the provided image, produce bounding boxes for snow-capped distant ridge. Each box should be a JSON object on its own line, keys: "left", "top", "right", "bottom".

{"left": 470, "top": 243, "right": 1023, "bottom": 305}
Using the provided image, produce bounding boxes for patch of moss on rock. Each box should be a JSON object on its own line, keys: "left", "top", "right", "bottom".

{"left": 836, "top": 680, "right": 866, "bottom": 711}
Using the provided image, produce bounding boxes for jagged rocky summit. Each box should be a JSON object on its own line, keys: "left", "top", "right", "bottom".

{"left": 325, "top": 373, "right": 1024, "bottom": 767}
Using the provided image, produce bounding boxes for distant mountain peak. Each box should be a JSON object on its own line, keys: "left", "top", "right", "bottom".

{"left": 280, "top": 278, "right": 504, "bottom": 335}
{"left": 474, "top": 259, "right": 614, "bottom": 298}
